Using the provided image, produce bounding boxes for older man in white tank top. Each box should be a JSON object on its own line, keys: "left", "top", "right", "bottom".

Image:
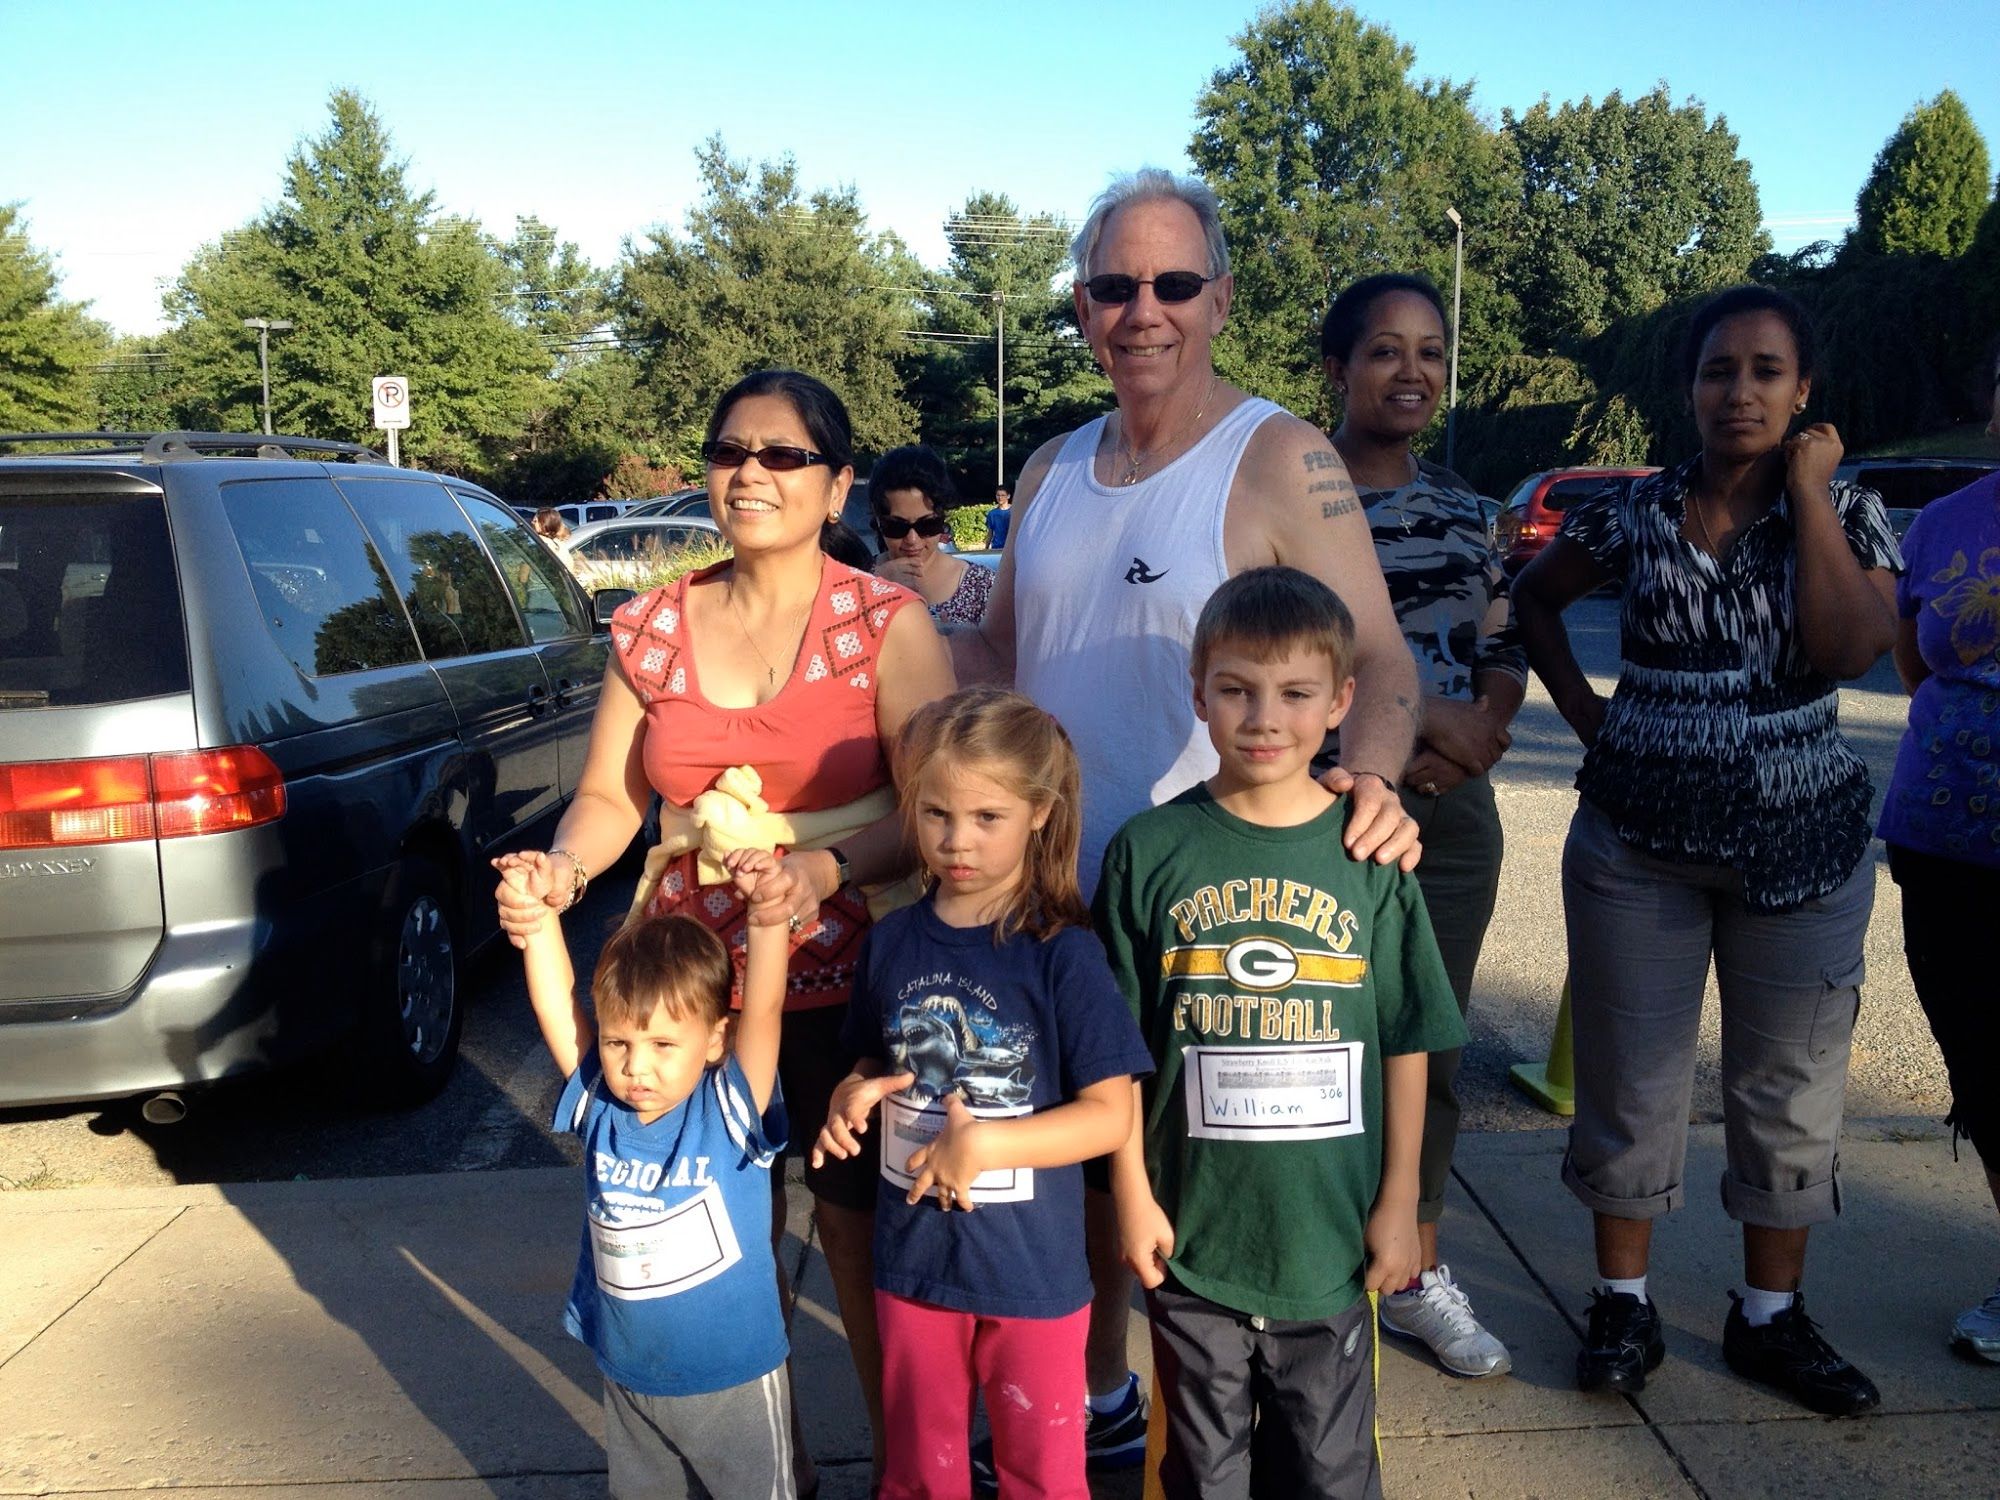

{"left": 950, "top": 167, "right": 1422, "bottom": 1472}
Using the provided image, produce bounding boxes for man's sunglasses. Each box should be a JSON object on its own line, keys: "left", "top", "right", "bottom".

{"left": 1082, "top": 271, "right": 1218, "bottom": 305}
{"left": 877, "top": 513, "right": 949, "bottom": 540}
{"left": 701, "top": 440, "right": 830, "bottom": 472}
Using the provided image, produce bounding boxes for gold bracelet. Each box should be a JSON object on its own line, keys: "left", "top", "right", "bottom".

{"left": 549, "top": 847, "right": 588, "bottom": 912}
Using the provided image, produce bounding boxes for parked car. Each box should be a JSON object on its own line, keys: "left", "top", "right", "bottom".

{"left": 623, "top": 489, "right": 712, "bottom": 520}
{"left": 0, "top": 431, "right": 621, "bottom": 1112}
{"left": 1833, "top": 455, "right": 2000, "bottom": 540}
{"left": 509, "top": 500, "right": 636, "bottom": 529}
{"left": 628, "top": 482, "right": 881, "bottom": 557}
{"left": 565, "top": 515, "right": 724, "bottom": 566}
{"left": 1495, "top": 466, "right": 1660, "bottom": 574}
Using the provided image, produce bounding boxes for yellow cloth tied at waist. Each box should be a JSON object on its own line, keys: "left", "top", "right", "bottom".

{"left": 626, "top": 764, "right": 923, "bottom": 926}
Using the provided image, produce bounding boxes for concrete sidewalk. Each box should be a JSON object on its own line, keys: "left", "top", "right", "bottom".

{"left": 4, "top": 1120, "right": 1994, "bottom": 1499}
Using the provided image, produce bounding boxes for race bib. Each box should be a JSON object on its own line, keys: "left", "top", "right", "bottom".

{"left": 1182, "top": 1042, "right": 1365, "bottom": 1142}
{"left": 589, "top": 1180, "right": 743, "bottom": 1299}
{"left": 880, "top": 1092, "right": 1034, "bottom": 1204}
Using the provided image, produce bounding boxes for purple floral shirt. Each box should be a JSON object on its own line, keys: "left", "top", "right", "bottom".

{"left": 1879, "top": 472, "right": 2000, "bottom": 867}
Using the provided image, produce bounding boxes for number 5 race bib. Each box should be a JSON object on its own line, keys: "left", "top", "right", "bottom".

{"left": 880, "top": 1092, "right": 1034, "bottom": 1204}
{"left": 1182, "top": 1043, "right": 1366, "bottom": 1142}
{"left": 589, "top": 1181, "right": 743, "bottom": 1299}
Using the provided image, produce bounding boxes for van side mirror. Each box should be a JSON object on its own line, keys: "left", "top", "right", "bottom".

{"left": 592, "top": 588, "right": 636, "bottom": 628}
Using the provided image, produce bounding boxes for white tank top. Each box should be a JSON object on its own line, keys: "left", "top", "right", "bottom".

{"left": 1013, "top": 395, "right": 1284, "bottom": 897}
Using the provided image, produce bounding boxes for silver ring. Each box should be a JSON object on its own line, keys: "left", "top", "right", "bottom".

{"left": 787, "top": 912, "right": 805, "bottom": 934}
{"left": 1422, "top": 782, "right": 1438, "bottom": 795}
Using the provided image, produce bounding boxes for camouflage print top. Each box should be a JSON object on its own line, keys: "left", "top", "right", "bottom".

{"left": 1358, "top": 458, "right": 1525, "bottom": 702}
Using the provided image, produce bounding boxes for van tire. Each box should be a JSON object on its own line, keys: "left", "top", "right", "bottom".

{"left": 362, "top": 854, "right": 464, "bottom": 1106}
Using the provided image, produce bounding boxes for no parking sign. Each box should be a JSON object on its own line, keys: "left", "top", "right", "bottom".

{"left": 371, "top": 376, "right": 411, "bottom": 430}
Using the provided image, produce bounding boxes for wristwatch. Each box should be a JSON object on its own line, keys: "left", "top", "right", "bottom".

{"left": 827, "top": 846, "right": 853, "bottom": 890}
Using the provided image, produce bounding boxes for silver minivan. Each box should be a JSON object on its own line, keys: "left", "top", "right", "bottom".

{"left": 0, "top": 433, "right": 611, "bottom": 1110}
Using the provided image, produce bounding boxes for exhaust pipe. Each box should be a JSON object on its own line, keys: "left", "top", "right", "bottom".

{"left": 140, "top": 1091, "right": 187, "bottom": 1125}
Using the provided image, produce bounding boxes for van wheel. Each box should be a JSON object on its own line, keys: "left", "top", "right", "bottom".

{"left": 363, "top": 855, "right": 464, "bottom": 1106}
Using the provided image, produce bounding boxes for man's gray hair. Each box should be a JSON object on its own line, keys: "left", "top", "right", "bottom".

{"left": 1070, "top": 169, "right": 1231, "bottom": 281}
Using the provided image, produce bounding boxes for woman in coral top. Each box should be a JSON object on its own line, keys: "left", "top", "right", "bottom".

{"left": 496, "top": 369, "right": 955, "bottom": 1493}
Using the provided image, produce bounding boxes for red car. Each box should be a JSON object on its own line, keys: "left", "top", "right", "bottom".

{"left": 1495, "top": 466, "right": 1660, "bottom": 574}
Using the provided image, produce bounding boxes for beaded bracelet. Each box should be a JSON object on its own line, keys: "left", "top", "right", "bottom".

{"left": 549, "top": 847, "right": 589, "bottom": 912}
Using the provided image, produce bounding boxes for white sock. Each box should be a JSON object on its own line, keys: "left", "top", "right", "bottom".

{"left": 1087, "top": 1376, "right": 1132, "bottom": 1414}
{"left": 1740, "top": 1285, "right": 1795, "bottom": 1327}
{"left": 1601, "top": 1275, "right": 1648, "bottom": 1304}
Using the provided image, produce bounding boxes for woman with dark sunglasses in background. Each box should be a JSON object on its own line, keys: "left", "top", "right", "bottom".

{"left": 495, "top": 369, "right": 956, "bottom": 1496}
{"left": 870, "top": 444, "right": 996, "bottom": 628}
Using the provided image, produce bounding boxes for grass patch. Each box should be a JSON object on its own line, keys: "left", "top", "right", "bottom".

{"left": 1853, "top": 423, "right": 1998, "bottom": 459}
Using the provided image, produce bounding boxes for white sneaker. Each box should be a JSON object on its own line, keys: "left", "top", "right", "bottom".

{"left": 1380, "top": 1263, "right": 1513, "bottom": 1377}
{"left": 1951, "top": 1281, "right": 2000, "bottom": 1363}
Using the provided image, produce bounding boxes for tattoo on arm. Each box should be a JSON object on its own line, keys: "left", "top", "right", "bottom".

{"left": 1396, "top": 694, "right": 1421, "bottom": 727}
{"left": 1321, "top": 494, "right": 1359, "bottom": 519}
{"left": 1303, "top": 448, "right": 1344, "bottom": 473}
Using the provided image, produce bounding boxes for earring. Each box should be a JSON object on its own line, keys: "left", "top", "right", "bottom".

{"left": 1794, "top": 400, "right": 1806, "bottom": 413}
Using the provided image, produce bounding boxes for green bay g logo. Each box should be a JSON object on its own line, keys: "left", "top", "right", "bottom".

{"left": 1223, "top": 937, "right": 1299, "bottom": 990}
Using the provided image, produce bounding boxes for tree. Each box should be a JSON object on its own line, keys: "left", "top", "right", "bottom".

{"left": 1853, "top": 91, "right": 1992, "bottom": 259}
{"left": 618, "top": 138, "right": 918, "bottom": 468}
{"left": 905, "top": 191, "right": 1106, "bottom": 488}
{"left": 1505, "top": 87, "right": 1769, "bottom": 351}
{"left": 1189, "top": 1, "right": 1521, "bottom": 428}
{"left": 89, "top": 335, "right": 176, "bottom": 431}
{"left": 161, "top": 90, "right": 543, "bottom": 470}
{"left": 0, "top": 205, "right": 101, "bottom": 431}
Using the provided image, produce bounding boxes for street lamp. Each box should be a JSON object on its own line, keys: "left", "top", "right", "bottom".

{"left": 242, "top": 317, "right": 294, "bottom": 435}
{"left": 1443, "top": 208, "right": 1463, "bottom": 473}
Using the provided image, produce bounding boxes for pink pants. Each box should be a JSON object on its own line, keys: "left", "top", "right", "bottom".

{"left": 876, "top": 1291, "right": 1091, "bottom": 1500}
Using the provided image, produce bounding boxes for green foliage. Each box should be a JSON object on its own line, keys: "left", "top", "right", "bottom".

{"left": 618, "top": 139, "right": 918, "bottom": 469}
{"left": 1854, "top": 91, "right": 1992, "bottom": 259}
{"left": 160, "top": 90, "right": 543, "bottom": 470}
{"left": 905, "top": 191, "right": 1108, "bottom": 486}
{"left": 1505, "top": 87, "right": 1769, "bottom": 350}
{"left": 944, "top": 505, "right": 988, "bottom": 550}
{"left": 1189, "top": 1, "right": 1521, "bottom": 428}
{"left": 0, "top": 205, "right": 101, "bottom": 430}
{"left": 88, "top": 335, "right": 175, "bottom": 432}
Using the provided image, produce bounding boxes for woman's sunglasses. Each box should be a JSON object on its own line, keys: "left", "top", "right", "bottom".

{"left": 1082, "top": 271, "right": 1218, "bottom": 305}
{"left": 877, "top": 514, "right": 949, "bottom": 540}
{"left": 701, "top": 440, "right": 829, "bottom": 472}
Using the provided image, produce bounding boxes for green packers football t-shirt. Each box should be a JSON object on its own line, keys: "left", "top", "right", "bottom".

{"left": 1095, "top": 786, "right": 1466, "bottom": 1321}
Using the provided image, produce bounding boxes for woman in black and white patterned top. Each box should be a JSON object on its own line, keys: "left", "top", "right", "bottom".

{"left": 1514, "top": 286, "right": 1900, "bottom": 1418}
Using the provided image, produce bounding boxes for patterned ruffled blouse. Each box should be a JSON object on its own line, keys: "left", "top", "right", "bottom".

{"left": 1359, "top": 458, "right": 1525, "bottom": 702}
{"left": 1560, "top": 459, "right": 1903, "bottom": 911}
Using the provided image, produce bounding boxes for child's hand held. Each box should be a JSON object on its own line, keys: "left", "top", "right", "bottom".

{"left": 1118, "top": 1193, "right": 1176, "bottom": 1289}
{"left": 811, "top": 1071, "right": 914, "bottom": 1169}
{"left": 1362, "top": 1201, "right": 1420, "bottom": 1295}
{"left": 904, "top": 1094, "right": 984, "bottom": 1212}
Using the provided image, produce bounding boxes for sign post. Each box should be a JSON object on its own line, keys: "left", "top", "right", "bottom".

{"left": 371, "top": 376, "right": 411, "bottom": 467}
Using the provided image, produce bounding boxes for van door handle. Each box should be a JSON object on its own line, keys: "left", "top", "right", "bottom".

{"left": 526, "top": 683, "right": 549, "bottom": 716}
{"left": 553, "top": 677, "right": 577, "bottom": 709}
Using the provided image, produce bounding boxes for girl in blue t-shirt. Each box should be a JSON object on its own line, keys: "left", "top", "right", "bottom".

{"left": 813, "top": 686, "right": 1153, "bottom": 1500}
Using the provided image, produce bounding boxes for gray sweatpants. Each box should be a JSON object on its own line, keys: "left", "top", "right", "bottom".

{"left": 1144, "top": 1284, "right": 1380, "bottom": 1500}
{"left": 602, "top": 1367, "right": 792, "bottom": 1500}
{"left": 1560, "top": 799, "right": 1872, "bottom": 1228}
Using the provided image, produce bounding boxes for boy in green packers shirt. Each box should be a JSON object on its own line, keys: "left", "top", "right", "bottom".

{"left": 1098, "top": 565, "right": 1466, "bottom": 1500}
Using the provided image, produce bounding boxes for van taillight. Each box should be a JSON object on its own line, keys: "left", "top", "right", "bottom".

{"left": 0, "top": 749, "right": 286, "bottom": 850}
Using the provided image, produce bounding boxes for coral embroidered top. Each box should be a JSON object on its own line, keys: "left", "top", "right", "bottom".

{"left": 609, "top": 558, "right": 923, "bottom": 1008}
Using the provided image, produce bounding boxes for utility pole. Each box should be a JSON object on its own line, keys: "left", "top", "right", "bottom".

{"left": 242, "top": 318, "right": 294, "bottom": 435}
{"left": 1444, "top": 208, "right": 1464, "bottom": 473}
{"left": 994, "top": 294, "right": 1005, "bottom": 491}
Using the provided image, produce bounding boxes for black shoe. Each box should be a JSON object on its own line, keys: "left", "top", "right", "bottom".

{"left": 1576, "top": 1288, "right": 1665, "bottom": 1393}
{"left": 1722, "top": 1290, "right": 1880, "bottom": 1416}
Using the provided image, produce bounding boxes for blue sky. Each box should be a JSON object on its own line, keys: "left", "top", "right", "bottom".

{"left": 8, "top": 0, "right": 1997, "bottom": 336}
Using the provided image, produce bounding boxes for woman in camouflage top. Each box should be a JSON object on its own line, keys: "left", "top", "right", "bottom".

{"left": 1323, "top": 272, "right": 1525, "bottom": 1380}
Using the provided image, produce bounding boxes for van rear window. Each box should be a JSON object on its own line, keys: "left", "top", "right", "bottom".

{"left": 0, "top": 494, "right": 189, "bottom": 709}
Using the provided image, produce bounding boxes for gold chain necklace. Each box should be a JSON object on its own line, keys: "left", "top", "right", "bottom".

{"left": 726, "top": 577, "right": 810, "bottom": 688}
{"left": 1687, "top": 491, "right": 1718, "bottom": 556}
{"left": 1118, "top": 377, "right": 1217, "bottom": 485}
